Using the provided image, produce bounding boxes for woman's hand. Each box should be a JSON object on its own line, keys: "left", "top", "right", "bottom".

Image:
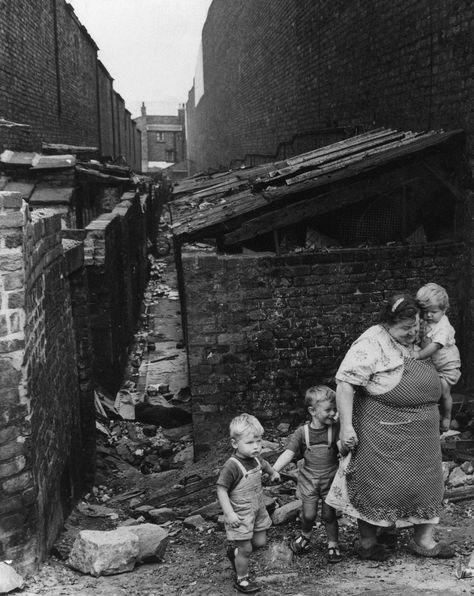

{"left": 340, "top": 425, "right": 358, "bottom": 451}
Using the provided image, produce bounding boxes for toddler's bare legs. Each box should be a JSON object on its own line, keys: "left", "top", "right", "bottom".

{"left": 234, "top": 539, "right": 252, "bottom": 579}
{"left": 300, "top": 500, "right": 318, "bottom": 538}
{"left": 322, "top": 502, "right": 339, "bottom": 548}
{"left": 439, "top": 377, "right": 453, "bottom": 432}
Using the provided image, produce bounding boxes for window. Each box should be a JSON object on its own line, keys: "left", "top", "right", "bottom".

{"left": 165, "top": 149, "right": 174, "bottom": 162}
{"left": 156, "top": 132, "right": 164, "bottom": 141}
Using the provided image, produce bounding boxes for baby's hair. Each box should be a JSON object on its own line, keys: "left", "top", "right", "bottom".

{"left": 416, "top": 283, "right": 449, "bottom": 311}
{"left": 304, "top": 385, "right": 336, "bottom": 408}
{"left": 229, "top": 413, "right": 264, "bottom": 439}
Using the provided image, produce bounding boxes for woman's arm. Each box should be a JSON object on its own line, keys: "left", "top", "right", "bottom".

{"left": 336, "top": 381, "right": 358, "bottom": 450}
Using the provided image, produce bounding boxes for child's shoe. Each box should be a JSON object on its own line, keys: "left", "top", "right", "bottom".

{"left": 327, "top": 545, "right": 342, "bottom": 563}
{"left": 234, "top": 576, "right": 260, "bottom": 593}
{"left": 290, "top": 534, "right": 311, "bottom": 555}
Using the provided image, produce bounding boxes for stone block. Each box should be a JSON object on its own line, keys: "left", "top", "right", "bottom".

{"left": 271, "top": 499, "right": 301, "bottom": 525}
{"left": 116, "top": 523, "right": 168, "bottom": 562}
{"left": 0, "top": 561, "right": 24, "bottom": 592}
{"left": 0, "top": 212, "right": 24, "bottom": 228}
{"left": 67, "top": 529, "right": 139, "bottom": 576}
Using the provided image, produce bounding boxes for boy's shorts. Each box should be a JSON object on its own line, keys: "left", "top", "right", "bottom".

{"left": 225, "top": 502, "right": 272, "bottom": 541}
{"left": 297, "top": 472, "right": 336, "bottom": 505}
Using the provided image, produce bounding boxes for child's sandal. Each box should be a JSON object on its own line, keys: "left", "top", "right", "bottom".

{"left": 327, "top": 546, "right": 342, "bottom": 563}
{"left": 290, "top": 534, "right": 311, "bottom": 555}
{"left": 234, "top": 576, "right": 260, "bottom": 593}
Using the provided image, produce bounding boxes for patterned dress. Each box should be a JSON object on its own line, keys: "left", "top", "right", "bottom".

{"left": 326, "top": 325, "right": 444, "bottom": 526}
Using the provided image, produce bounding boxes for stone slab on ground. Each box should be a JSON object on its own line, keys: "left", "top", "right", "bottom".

{"left": 67, "top": 529, "right": 139, "bottom": 576}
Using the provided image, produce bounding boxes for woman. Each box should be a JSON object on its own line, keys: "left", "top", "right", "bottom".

{"left": 326, "top": 294, "right": 454, "bottom": 561}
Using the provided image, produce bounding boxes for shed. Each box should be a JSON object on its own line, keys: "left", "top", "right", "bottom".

{"left": 170, "top": 128, "right": 465, "bottom": 252}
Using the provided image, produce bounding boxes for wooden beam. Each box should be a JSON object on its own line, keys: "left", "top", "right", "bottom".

{"left": 223, "top": 168, "right": 429, "bottom": 246}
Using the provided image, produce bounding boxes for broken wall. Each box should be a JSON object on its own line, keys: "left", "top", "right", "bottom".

{"left": 187, "top": 0, "right": 474, "bottom": 172}
{"left": 0, "top": 185, "right": 156, "bottom": 572}
{"left": 0, "top": 192, "right": 85, "bottom": 571}
{"left": 182, "top": 242, "right": 466, "bottom": 457}
{"left": 84, "top": 192, "right": 149, "bottom": 395}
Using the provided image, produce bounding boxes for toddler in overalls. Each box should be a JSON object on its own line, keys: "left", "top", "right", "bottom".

{"left": 217, "top": 413, "right": 280, "bottom": 594}
{"left": 273, "top": 385, "right": 347, "bottom": 563}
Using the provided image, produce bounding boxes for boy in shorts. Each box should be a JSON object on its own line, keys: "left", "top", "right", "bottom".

{"left": 273, "top": 386, "right": 347, "bottom": 563}
{"left": 217, "top": 413, "right": 280, "bottom": 594}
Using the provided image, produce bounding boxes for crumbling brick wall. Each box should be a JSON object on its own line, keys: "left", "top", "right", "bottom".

{"left": 0, "top": 193, "right": 84, "bottom": 571}
{"left": 182, "top": 243, "right": 466, "bottom": 457}
{"left": 0, "top": 186, "right": 154, "bottom": 571}
{"left": 85, "top": 192, "right": 149, "bottom": 394}
{"left": 187, "top": 0, "right": 474, "bottom": 172}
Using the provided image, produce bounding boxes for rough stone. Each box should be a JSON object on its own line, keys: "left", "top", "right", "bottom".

{"left": 271, "top": 499, "right": 302, "bottom": 525}
{"left": 67, "top": 529, "right": 139, "bottom": 576}
{"left": 277, "top": 422, "right": 290, "bottom": 435}
{"left": 448, "top": 466, "right": 470, "bottom": 488}
{"left": 117, "top": 523, "right": 168, "bottom": 562}
{"left": 183, "top": 514, "right": 208, "bottom": 530}
{"left": 0, "top": 561, "right": 24, "bottom": 592}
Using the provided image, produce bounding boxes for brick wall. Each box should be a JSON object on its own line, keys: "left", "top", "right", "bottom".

{"left": 0, "top": 0, "right": 140, "bottom": 169}
{"left": 182, "top": 243, "right": 467, "bottom": 456}
{"left": 0, "top": 192, "right": 34, "bottom": 568}
{"left": 187, "top": 0, "right": 474, "bottom": 172}
{"left": 0, "top": 185, "right": 155, "bottom": 571}
{"left": 0, "top": 192, "right": 86, "bottom": 571}
{"left": 84, "top": 191, "right": 149, "bottom": 394}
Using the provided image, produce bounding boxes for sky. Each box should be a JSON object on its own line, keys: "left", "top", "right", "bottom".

{"left": 68, "top": 0, "right": 213, "bottom": 117}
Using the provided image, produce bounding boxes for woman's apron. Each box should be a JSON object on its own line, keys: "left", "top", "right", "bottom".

{"left": 297, "top": 424, "right": 338, "bottom": 500}
{"left": 327, "top": 357, "right": 444, "bottom": 525}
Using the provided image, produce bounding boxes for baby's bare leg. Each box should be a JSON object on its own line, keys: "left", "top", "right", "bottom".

{"left": 439, "top": 377, "right": 452, "bottom": 432}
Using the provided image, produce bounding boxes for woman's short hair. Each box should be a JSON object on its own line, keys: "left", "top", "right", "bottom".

{"left": 304, "top": 385, "right": 336, "bottom": 408}
{"left": 229, "top": 413, "right": 264, "bottom": 439}
{"left": 416, "top": 283, "right": 449, "bottom": 311}
{"left": 380, "top": 294, "right": 419, "bottom": 326}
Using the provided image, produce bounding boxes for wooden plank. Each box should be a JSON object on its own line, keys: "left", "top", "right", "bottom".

{"left": 284, "top": 132, "right": 421, "bottom": 186}
{"left": 143, "top": 474, "right": 217, "bottom": 508}
{"left": 283, "top": 128, "right": 392, "bottom": 166}
{"left": 262, "top": 129, "right": 464, "bottom": 202}
{"left": 444, "top": 485, "right": 474, "bottom": 503}
{"left": 170, "top": 190, "right": 269, "bottom": 240}
{"left": 270, "top": 128, "right": 402, "bottom": 179}
{"left": 223, "top": 169, "right": 429, "bottom": 245}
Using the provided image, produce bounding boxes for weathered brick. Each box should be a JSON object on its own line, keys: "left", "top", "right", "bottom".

{"left": 0, "top": 455, "right": 26, "bottom": 478}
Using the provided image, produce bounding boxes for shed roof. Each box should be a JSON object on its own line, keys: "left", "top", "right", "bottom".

{"left": 169, "top": 128, "right": 464, "bottom": 245}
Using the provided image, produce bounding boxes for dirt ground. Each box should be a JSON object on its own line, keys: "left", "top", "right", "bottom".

{"left": 14, "top": 439, "right": 474, "bottom": 596}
